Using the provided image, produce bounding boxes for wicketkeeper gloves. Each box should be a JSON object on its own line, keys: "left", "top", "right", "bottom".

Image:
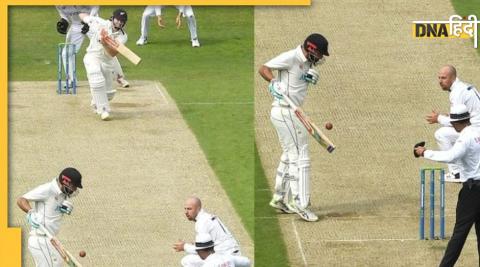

{"left": 81, "top": 22, "right": 90, "bottom": 34}
{"left": 56, "top": 18, "right": 69, "bottom": 35}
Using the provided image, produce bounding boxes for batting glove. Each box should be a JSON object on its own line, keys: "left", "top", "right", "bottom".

{"left": 26, "top": 210, "right": 40, "bottom": 229}
{"left": 302, "top": 68, "right": 319, "bottom": 85}
{"left": 269, "top": 80, "right": 286, "bottom": 100}
{"left": 59, "top": 200, "right": 73, "bottom": 215}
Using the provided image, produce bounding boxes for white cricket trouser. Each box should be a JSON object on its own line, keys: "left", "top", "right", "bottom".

{"left": 139, "top": 6, "right": 162, "bottom": 40}
{"left": 112, "top": 56, "right": 125, "bottom": 80}
{"left": 271, "top": 106, "right": 311, "bottom": 209}
{"left": 28, "top": 235, "right": 63, "bottom": 267}
{"left": 434, "top": 126, "right": 461, "bottom": 174}
{"left": 178, "top": 6, "right": 198, "bottom": 41}
{"left": 62, "top": 23, "right": 86, "bottom": 83}
{"left": 181, "top": 253, "right": 251, "bottom": 267}
{"left": 83, "top": 53, "right": 114, "bottom": 114}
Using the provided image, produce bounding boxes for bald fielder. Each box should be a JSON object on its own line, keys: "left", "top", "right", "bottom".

{"left": 258, "top": 33, "right": 329, "bottom": 222}
{"left": 79, "top": 9, "right": 128, "bottom": 120}
{"left": 56, "top": 6, "right": 130, "bottom": 89}
{"left": 426, "top": 65, "right": 480, "bottom": 182}
{"left": 17, "top": 167, "right": 83, "bottom": 267}
{"left": 173, "top": 197, "right": 251, "bottom": 267}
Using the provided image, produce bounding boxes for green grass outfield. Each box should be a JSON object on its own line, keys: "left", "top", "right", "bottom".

{"left": 8, "top": 6, "right": 254, "bottom": 237}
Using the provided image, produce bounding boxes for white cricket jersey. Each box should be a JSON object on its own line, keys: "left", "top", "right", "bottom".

{"left": 424, "top": 126, "right": 480, "bottom": 181}
{"left": 184, "top": 210, "right": 240, "bottom": 255}
{"left": 438, "top": 78, "right": 480, "bottom": 126}
{"left": 56, "top": 6, "right": 99, "bottom": 24}
{"left": 264, "top": 45, "right": 313, "bottom": 107}
{"left": 202, "top": 253, "right": 235, "bottom": 267}
{"left": 83, "top": 16, "right": 127, "bottom": 56}
{"left": 22, "top": 179, "right": 68, "bottom": 236}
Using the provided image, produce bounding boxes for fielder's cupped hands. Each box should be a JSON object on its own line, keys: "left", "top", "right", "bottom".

{"left": 173, "top": 240, "right": 185, "bottom": 252}
{"left": 426, "top": 110, "right": 439, "bottom": 124}
{"left": 176, "top": 12, "right": 182, "bottom": 29}
{"left": 157, "top": 16, "right": 165, "bottom": 28}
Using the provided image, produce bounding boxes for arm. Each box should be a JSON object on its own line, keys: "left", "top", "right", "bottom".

{"left": 258, "top": 65, "right": 275, "bottom": 82}
{"left": 100, "top": 29, "right": 120, "bottom": 57}
{"left": 89, "top": 6, "right": 99, "bottom": 17}
{"left": 423, "top": 135, "right": 469, "bottom": 163}
{"left": 79, "top": 13, "right": 90, "bottom": 23}
{"left": 17, "top": 197, "right": 32, "bottom": 213}
{"left": 55, "top": 6, "right": 68, "bottom": 21}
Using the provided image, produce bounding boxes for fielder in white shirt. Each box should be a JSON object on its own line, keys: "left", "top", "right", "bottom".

{"left": 17, "top": 168, "right": 83, "bottom": 267}
{"left": 258, "top": 33, "right": 329, "bottom": 222}
{"left": 173, "top": 197, "right": 251, "bottom": 267}
{"left": 136, "top": 5, "right": 200, "bottom": 47}
{"left": 79, "top": 9, "right": 128, "bottom": 121}
{"left": 415, "top": 104, "right": 480, "bottom": 266}
{"left": 56, "top": 6, "right": 129, "bottom": 88}
{"left": 426, "top": 65, "right": 480, "bottom": 181}
{"left": 193, "top": 233, "right": 235, "bottom": 267}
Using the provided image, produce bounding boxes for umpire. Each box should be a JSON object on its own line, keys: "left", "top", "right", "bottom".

{"left": 415, "top": 104, "right": 480, "bottom": 266}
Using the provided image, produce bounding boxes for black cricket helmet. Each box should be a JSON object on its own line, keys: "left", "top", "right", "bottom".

{"left": 304, "top": 33, "right": 329, "bottom": 64}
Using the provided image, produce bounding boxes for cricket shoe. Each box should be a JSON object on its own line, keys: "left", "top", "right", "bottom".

{"left": 117, "top": 77, "right": 130, "bottom": 88}
{"left": 296, "top": 207, "right": 319, "bottom": 222}
{"left": 444, "top": 172, "right": 462, "bottom": 183}
{"left": 269, "top": 199, "right": 295, "bottom": 214}
{"left": 100, "top": 111, "right": 110, "bottom": 121}
{"left": 192, "top": 39, "right": 200, "bottom": 48}
{"left": 136, "top": 37, "right": 147, "bottom": 46}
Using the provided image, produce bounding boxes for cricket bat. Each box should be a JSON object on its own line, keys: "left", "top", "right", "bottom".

{"left": 38, "top": 224, "right": 83, "bottom": 267}
{"left": 116, "top": 43, "right": 142, "bottom": 65}
{"left": 282, "top": 94, "right": 336, "bottom": 153}
{"left": 101, "top": 29, "right": 141, "bottom": 65}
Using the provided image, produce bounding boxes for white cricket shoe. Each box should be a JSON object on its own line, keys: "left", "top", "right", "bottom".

{"left": 117, "top": 77, "right": 130, "bottom": 88}
{"left": 192, "top": 39, "right": 200, "bottom": 48}
{"left": 296, "top": 207, "right": 319, "bottom": 222}
{"left": 101, "top": 111, "right": 110, "bottom": 121}
{"left": 444, "top": 172, "right": 462, "bottom": 183}
{"left": 269, "top": 199, "right": 295, "bottom": 214}
{"left": 136, "top": 37, "right": 147, "bottom": 46}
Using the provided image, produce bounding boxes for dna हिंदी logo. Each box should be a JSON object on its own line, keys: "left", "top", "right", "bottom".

{"left": 412, "top": 15, "right": 479, "bottom": 48}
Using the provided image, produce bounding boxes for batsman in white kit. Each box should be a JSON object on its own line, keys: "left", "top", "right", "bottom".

{"left": 426, "top": 65, "right": 480, "bottom": 182}
{"left": 56, "top": 6, "right": 129, "bottom": 89}
{"left": 79, "top": 9, "right": 128, "bottom": 120}
{"left": 258, "top": 33, "right": 330, "bottom": 222}
{"left": 17, "top": 168, "right": 83, "bottom": 267}
{"left": 136, "top": 5, "right": 200, "bottom": 47}
{"left": 173, "top": 197, "right": 251, "bottom": 267}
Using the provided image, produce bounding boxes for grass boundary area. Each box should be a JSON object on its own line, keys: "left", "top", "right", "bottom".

{"left": 254, "top": 143, "right": 289, "bottom": 267}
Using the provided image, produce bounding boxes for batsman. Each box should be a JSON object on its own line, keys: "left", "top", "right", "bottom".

{"left": 258, "top": 33, "right": 330, "bottom": 222}
{"left": 17, "top": 167, "right": 83, "bottom": 267}
{"left": 79, "top": 9, "right": 128, "bottom": 121}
